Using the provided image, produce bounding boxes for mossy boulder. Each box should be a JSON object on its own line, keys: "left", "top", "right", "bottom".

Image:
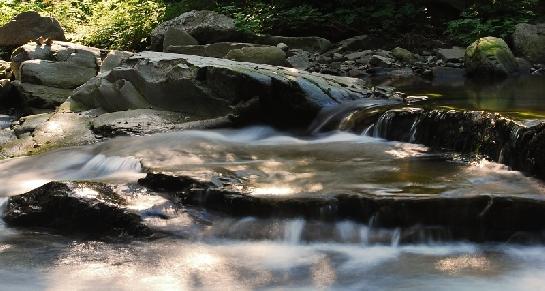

{"left": 464, "top": 37, "right": 518, "bottom": 78}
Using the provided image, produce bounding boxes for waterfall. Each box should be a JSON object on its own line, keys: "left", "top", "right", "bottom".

{"left": 284, "top": 219, "right": 305, "bottom": 244}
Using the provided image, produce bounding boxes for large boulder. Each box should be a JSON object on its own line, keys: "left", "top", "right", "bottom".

{"left": 513, "top": 23, "right": 545, "bottom": 64}
{"left": 10, "top": 41, "right": 101, "bottom": 108}
{"left": 464, "top": 37, "right": 518, "bottom": 77}
{"left": 3, "top": 181, "right": 151, "bottom": 237}
{"left": 72, "top": 51, "right": 394, "bottom": 128}
{"left": 0, "top": 12, "right": 66, "bottom": 47}
{"left": 11, "top": 81, "right": 72, "bottom": 108}
{"left": 225, "top": 46, "right": 288, "bottom": 66}
{"left": 162, "top": 28, "right": 199, "bottom": 52}
{"left": 151, "top": 10, "right": 238, "bottom": 51}
{"left": 19, "top": 60, "right": 97, "bottom": 89}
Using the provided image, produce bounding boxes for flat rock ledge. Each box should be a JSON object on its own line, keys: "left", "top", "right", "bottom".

{"left": 3, "top": 181, "right": 152, "bottom": 238}
{"left": 139, "top": 173, "right": 545, "bottom": 242}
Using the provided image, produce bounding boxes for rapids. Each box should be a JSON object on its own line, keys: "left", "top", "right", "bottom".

{"left": 1, "top": 118, "right": 545, "bottom": 290}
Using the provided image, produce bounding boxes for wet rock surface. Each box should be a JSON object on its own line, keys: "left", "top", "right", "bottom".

{"left": 139, "top": 173, "right": 545, "bottom": 242}
{"left": 369, "top": 107, "right": 545, "bottom": 180}
{"left": 464, "top": 37, "right": 518, "bottom": 78}
{"left": 3, "top": 181, "right": 151, "bottom": 237}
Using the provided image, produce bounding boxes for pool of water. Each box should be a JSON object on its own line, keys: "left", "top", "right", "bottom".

{"left": 394, "top": 75, "right": 545, "bottom": 122}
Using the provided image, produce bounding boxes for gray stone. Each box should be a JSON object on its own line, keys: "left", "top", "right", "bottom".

{"left": 224, "top": 46, "right": 288, "bottom": 66}
{"left": 12, "top": 112, "right": 53, "bottom": 136}
{"left": 0, "top": 12, "right": 66, "bottom": 47}
{"left": 286, "top": 49, "right": 312, "bottom": 70}
{"left": 0, "top": 60, "right": 11, "bottom": 79}
{"left": 0, "top": 128, "right": 16, "bottom": 145}
{"left": 162, "top": 28, "right": 199, "bottom": 52}
{"left": 345, "top": 51, "right": 367, "bottom": 61}
{"left": 437, "top": 47, "right": 465, "bottom": 62}
{"left": 465, "top": 37, "right": 518, "bottom": 77}
{"left": 12, "top": 81, "right": 72, "bottom": 108}
{"left": 253, "top": 35, "right": 331, "bottom": 53}
{"left": 512, "top": 23, "right": 545, "bottom": 63}
{"left": 151, "top": 10, "right": 238, "bottom": 50}
{"left": 165, "top": 44, "right": 207, "bottom": 56}
{"left": 20, "top": 60, "right": 97, "bottom": 89}
{"left": 166, "top": 42, "right": 266, "bottom": 58}
{"left": 11, "top": 41, "right": 100, "bottom": 80}
{"left": 369, "top": 55, "right": 395, "bottom": 67}
{"left": 391, "top": 47, "right": 415, "bottom": 63}
{"left": 336, "top": 35, "right": 371, "bottom": 52}
{"left": 100, "top": 50, "right": 134, "bottom": 75}
{"left": 72, "top": 51, "right": 390, "bottom": 128}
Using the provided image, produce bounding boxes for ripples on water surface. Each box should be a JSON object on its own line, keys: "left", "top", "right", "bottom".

{"left": 1, "top": 127, "right": 545, "bottom": 290}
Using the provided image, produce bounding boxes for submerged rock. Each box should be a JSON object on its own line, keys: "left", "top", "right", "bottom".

{"left": 0, "top": 12, "right": 66, "bottom": 47}
{"left": 3, "top": 181, "right": 151, "bottom": 237}
{"left": 513, "top": 23, "right": 545, "bottom": 64}
{"left": 464, "top": 37, "right": 518, "bottom": 78}
{"left": 73, "top": 51, "right": 394, "bottom": 128}
{"left": 139, "top": 173, "right": 545, "bottom": 242}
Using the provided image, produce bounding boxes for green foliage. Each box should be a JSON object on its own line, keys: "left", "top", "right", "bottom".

{"left": 83, "top": 0, "right": 164, "bottom": 50}
{"left": 446, "top": 0, "right": 540, "bottom": 45}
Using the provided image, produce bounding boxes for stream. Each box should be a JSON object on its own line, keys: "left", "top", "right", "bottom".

{"left": 2, "top": 75, "right": 545, "bottom": 290}
{"left": 1, "top": 124, "right": 545, "bottom": 290}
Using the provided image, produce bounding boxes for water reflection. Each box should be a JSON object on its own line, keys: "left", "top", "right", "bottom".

{"left": 396, "top": 75, "right": 545, "bottom": 121}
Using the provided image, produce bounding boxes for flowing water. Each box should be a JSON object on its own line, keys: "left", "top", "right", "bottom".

{"left": 1, "top": 114, "right": 545, "bottom": 288}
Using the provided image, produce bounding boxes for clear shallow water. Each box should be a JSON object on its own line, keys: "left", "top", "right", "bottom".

{"left": 2, "top": 127, "right": 545, "bottom": 290}
{"left": 394, "top": 75, "right": 545, "bottom": 122}
{"left": 0, "top": 126, "right": 543, "bottom": 198}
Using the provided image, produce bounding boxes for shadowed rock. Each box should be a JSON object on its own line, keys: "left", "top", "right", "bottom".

{"left": 3, "top": 181, "right": 152, "bottom": 237}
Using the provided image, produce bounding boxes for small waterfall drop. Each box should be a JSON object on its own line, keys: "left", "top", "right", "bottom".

{"left": 284, "top": 219, "right": 305, "bottom": 244}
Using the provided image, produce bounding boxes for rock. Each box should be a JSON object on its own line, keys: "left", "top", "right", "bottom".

{"left": 252, "top": 35, "right": 331, "bottom": 53}
{"left": 464, "top": 37, "right": 518, "bottom": 78}
{"left": 369, "top": 55, "right": 395, "bottom": 67}
{"left": 0, "top": 128, "right": 16, "bottom": 145}
{"left": 345, "top": 51, "right": 367, "bottom": 61}
{"left": 0, "top": 12, "right": 66, "bottom": 47}
{"left": 392, "top": 47, "right": 415, "bottom": 63}
{"left": 72, "top": 51, "right": 391, "bottom": 129}
{"left": 286, "top": 49, "right": 312, "bottom": 70}
{"left": 0, "top": 79, "right": 13, "bottom": 103}
{"left": 0, "top": 100, "right": 99, "bottom": 158}
{"left": 0, "top": 60, "right": 11, "bottom": 79}
{"left": 11, "top": 41, "right": 100, "bottom": 81}
{"left": 336, "top": 35, "right": 371, "bottom": 52}
{"left": 370, "top": 107, "right": 545, "bottom": 181}
{"left": 165, "top": 44, "right": 207, "bottom": 56}
{"left": 276, "top": 42, "right": 288, "bottom": 51}
{"left": 92, "top": 109, "right": 232, "bottom": 137}
{"left": 12, "top": 81, "right": 72, "bottom": 108}
{"left": 3, "top": 181, "right": 151, "bottom": 237}
{"left": 12, "top": 112, "right": 52, "bottom": 136}
{"left": 162, "top": 28, "right": 199, "bottom": 52}
{"left": 437, "top": 46, "right": 465, "bottom": 62}
{"left": 225, "top": 46, "right": 288, "bottom": 66}
{"left": 19, "top": 60, "right": 97, "bottom": 89}
{"left": 513, "top": 23, "right": 545, "bottom": 64}
{"left": 516, "top": 57, "right": 533, "bottom": 75}
{"left": 166, "top": 42, "right": 266, "bottom": 58}
{"left": 100, "top": 51, "right": 134, "bottom": 75}
{"left": 151, "top": 10, "right": 238, "bottom": 50}
{"left": 139, "top": 172, "right": 545, "bottom": 242}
